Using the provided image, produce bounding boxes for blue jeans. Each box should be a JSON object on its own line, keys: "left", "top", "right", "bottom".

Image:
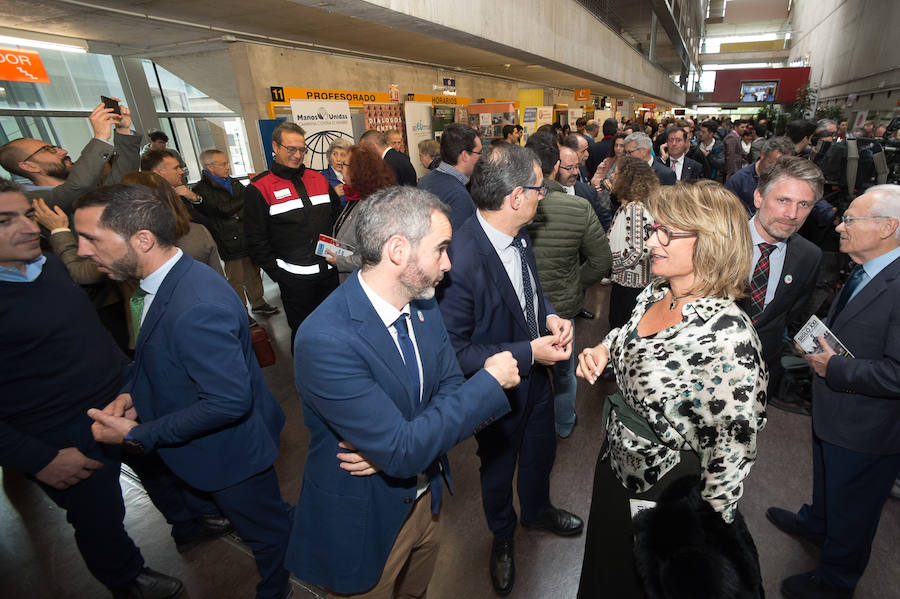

{"left": 553, "top": 322, "right": 578, "bottom": 437}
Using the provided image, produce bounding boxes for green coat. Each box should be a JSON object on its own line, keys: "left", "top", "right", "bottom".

{"left": 526, "top": 178, "right": 611, "bottom": 319}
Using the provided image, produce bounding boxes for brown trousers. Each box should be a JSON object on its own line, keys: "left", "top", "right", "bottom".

{"left": 327, "top": 492, "right": 441, "bottom": 599}
{"left": 224, "top": 256, "right": 265, "bottom": 309}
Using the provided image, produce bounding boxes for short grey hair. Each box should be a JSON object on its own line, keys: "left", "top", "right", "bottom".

{"left": 326, "top": 137, "right": 351, "bottom": 158}
{"left": 758, "top": 155, "right": 825, "bottom": 201}
{"left": 354, "top": 186, "right": 451, "bottom": 268}
{"left": 198, "top": 148, "right": 226, "bottom": 167}
{"left": 470, "top": 143, "right": 540, "bottom": 211}
{"left": 761, "top": 136, "right": 795, "bottom": 158}
{"left": 866, "top": 184, "right": 900, "bottom": 242}
{"left": 624, "top": 132, "right": 652, "bottom": 153}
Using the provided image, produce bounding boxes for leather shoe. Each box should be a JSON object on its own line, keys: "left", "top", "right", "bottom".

{"left": 175, "top": 514, "right": 234, "bottom": 552}
{"left": 521, "top": 505, "right": 583, "bottom": 536}
{"left": 112, "top": 567, "right": 184, "bottom": 599}
{"left": 578, "top": 308, "right": 596, "bottom": 320}
{"left": 490, "top": 537, "right": 515, "bottom": 596}
{"left": 782, "top": 571, "right": 854, "bottom": 599}
{"left": 766, "top": 507, "right": 824, "bottom": 548}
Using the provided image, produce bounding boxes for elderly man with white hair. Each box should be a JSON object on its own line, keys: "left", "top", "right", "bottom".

{"left": 622, "top": 132, "right": 675, "bottom": 185}
{"left": 768, "top": 184, "right": 900, "bottom": 599}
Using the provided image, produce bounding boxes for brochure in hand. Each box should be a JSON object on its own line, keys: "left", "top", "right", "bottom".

{"left": 794, "top": 314, "right": 854, "bottom": 358}
{"left": 315, "top": 234, "right": 355, "bottom": 258}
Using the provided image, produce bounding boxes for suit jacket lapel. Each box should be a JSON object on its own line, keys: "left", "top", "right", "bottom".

{"left": 347, "top": 275, "right": 418, "bottom": 413}
{"left": 760, "top": 237, "right": 799, "bottom": 322}
{"left": 829, "top": 260, "right": 899, "bottom": 330}
{"left": 133, "top": 254, "right": 192, "bottom": 369}
{"left": 471, "top": 220, "right": 532, "bottom": 338}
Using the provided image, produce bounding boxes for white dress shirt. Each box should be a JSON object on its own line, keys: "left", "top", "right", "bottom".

{"left": 137, "top": 249, "right": 183, "bottom": 326}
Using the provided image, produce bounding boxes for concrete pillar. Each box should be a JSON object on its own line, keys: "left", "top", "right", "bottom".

{"left": 649, "top": 12, "right": 658, "bottom": 63}
{"left": 112, "top": 56, "right": 160, "bottom": 140}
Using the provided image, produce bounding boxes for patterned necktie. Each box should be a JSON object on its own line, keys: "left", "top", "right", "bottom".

{"left": 130, "top": 286, "right": 148, "bottom": 345}
{"left": 831, "top": 266, "right": 866, "bottom": 319}
{"left": 748, "top": 242, "right": 776, "bottom": 322}
{"left": 393, "top": 314, "right": 420, "bottom": 401}
{"left": 511, "top": 235, "right": 539, "bottom": 339}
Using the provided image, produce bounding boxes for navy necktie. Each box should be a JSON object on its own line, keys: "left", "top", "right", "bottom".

{"left": 511, "top": 235, "right": 539, "bottom": 339}
{"left": 393, "top": 314, "right": 420, "bottom": 401}
{"left": 832, "top": 266, "right": 866, "bottom": 318}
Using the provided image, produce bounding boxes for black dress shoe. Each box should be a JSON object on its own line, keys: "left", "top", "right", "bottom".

{"left": 521, "top": 505, "right": 583, "bottom": 536}
{"left": 175, "top": 514, "right": 235, "bottom": 552}
{"left": 112, "top": 568, "right": 184, "bottom": 599}
{"left": 578, "top": 308, "right": 596, "bottom": 320}
{"left": 490, "top": 537, "right": 515, "bottom": 596}
{"left": 766, "top": 507, "right": 824, "bottom": 548}
{"left": 782, "top": 571, "right": 854, "bottom": 599}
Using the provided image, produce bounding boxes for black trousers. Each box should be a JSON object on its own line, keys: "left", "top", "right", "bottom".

{"left": 277, "top": 269, "right": 339, "bottom": 349}
{"left": 608, "top": 283, "right": 643, "bottom": 331}
{"left": 577, "top": 447, "right": 700, "bottom": 598}
{"left": 33, "top": 414, "right": 145, "bottom": 590}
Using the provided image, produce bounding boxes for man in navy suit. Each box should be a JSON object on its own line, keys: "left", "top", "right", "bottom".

{"left": 661, "top": 125, "right": 704, "bottom": 183}
{"left": 767, "top": 184, "right": 900, "bottom": 599}
{"left": 75, "top": 184, "right": 292, "bottom": 599}
{"left": 286, "top": 186, "right": 519, "bottom": 597}
{"left": 360, "top": 129, "right": 418, "bottom": 186}
{"left": 623, "top": 132, "right": 676, "bottom": 186}
{"left": 438, "top": 143, "right": 582, "bottom": 596}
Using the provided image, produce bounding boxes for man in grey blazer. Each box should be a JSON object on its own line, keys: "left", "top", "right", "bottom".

{"left": 0, "top": 100, "right": 140, "bottom": 213}
{"left": 767, "top": 184, "right": 900, "bottom": 599}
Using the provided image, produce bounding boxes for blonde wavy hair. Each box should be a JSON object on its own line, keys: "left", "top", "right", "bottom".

{"left": 648, "top": 180, "right": 752, "bottom": 299}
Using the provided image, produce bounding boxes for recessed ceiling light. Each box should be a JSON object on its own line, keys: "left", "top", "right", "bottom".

{"left": 0, "top": 34, "right": 87, "bottom": 53}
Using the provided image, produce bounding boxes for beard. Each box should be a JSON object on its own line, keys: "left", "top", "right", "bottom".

{"left": 43, "top": 158, "right": 72, "bottom": 181}
{"left": 101, "top": 245, "right": 141, "bottom": 281}
{"left": 399, "top": 257, "right": 440, "bottom": 301}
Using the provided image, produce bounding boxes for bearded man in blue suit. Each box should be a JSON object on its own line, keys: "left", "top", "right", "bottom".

{"left": 286, "top": 186, "right": 520, "bottom": 597}
{"left": 76, "top": 184, "right": 292, "bottom": 599}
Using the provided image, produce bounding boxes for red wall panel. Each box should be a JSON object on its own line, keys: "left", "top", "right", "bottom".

{"left": 712, "top": 67, "right": 811, "bottom": 103}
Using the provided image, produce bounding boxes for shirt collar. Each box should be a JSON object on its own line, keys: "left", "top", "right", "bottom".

{"left": 381, "top": 147, "right": 390, "bottom": 159}
{"left": 476, "top": 209, "right": 514, "bottom": 254}
{"left": 0, "top": 254, "right": 46, "bottom": 283}
{"left": 436, "top": 161, "right": 469, "bottom": 185}
{"left": 357, "top": 270, "right": 409, "bottom": 328}
{"left": 139, "top": 249, "right": 183, "bottom": 295}
{"left": 861, "top": 245, "right": 900, "bottom": 280}
{"left": 644, "top": 280, "right": 733, "bottom": 325}
{"left": 748, "top": 216, "right": 786, "bottom": 250}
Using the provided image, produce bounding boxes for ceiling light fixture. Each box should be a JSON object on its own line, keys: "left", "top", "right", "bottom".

{"left": 0, "top": 34, "right": 87, "bottom": 54}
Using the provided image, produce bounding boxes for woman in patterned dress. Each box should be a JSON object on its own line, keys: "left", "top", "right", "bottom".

{"left": 576, "top": 181, "right": 768, "bottom": 597}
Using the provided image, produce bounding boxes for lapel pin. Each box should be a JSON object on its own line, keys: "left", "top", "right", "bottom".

{"left": 784, "top": 274, "right": 793, "bottom": 284}
{"left": 418, "top": 310, "right": 424, "bottom": 322}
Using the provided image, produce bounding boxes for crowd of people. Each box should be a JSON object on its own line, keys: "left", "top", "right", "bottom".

{"left": 1, "top": 98, "right": 899, "bottom": 599}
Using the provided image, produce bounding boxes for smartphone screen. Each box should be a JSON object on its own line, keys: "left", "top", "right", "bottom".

{"left": 101, "top": 95, "right": 121, "bottom": 115}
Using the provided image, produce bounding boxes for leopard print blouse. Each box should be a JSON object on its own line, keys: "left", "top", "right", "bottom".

{"left": 601, "top": 281, "right": 768, "bottom": 522}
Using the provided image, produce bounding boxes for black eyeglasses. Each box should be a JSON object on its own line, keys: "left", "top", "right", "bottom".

{"left": 558, "top": 164, "right": 579, "bottom": 171}
{"left": 275, "top": 141, "right": 307, "bottom": 155}
{"left": 22, "top": 144, "right": 58, "bottom": 163}
{"left": 523, "top": 185, "right": 549, "bottom": 198}
{"left": 644, "top": 224, "right": 696, "bottom": 246}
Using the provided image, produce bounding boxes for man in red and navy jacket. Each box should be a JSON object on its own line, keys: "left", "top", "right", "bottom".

{"left": 244, "top": 122, "right": 341, "bottom": 346}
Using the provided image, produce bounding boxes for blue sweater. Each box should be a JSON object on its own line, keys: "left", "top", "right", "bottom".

{"left": 0, "top": 254, "right": 128, "bottom": 473}
{"left": 418, "top": 169, "right": 475, "bottom": 232}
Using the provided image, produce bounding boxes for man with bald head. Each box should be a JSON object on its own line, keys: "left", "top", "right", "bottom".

{"left": 768, "top": 184, "right": 900, "bottom": 599}
{"left": 0, "top": 100, "right": 140, "bottom": 212}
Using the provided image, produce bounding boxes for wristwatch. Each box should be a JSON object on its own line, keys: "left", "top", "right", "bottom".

{"left": 122, "top": 431, "right": 145, "bottom": 455}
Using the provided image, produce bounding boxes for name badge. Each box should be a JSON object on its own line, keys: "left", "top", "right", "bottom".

{"left": 273, "top": 188, "right": 292, "bottom": 200}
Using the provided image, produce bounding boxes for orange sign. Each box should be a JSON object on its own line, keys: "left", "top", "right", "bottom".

{"left": 641, "top": 102, "right": 657, "bottom": 110}
{"left": 0, "top": 47, "right": 50, "bottom": 84}
{"left": 574, "top": 88, "right": 591, "bottom": 102}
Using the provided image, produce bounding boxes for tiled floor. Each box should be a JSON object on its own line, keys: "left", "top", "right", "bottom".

{"left": 2, "top": 279, "right": 898, "bottom": 598}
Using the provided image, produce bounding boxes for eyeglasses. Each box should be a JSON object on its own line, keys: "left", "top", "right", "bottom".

{"left": 644, "top": 224, "right": 697, "bottom": 246}
{"left": 523, "top": 185, "right": 549, "bottom": 198}
{"left": 558, "top": 164, "right": 579, "bottom": 171}
{"left": 840, "top": 215, "right": 894, "bottom": 226}
{"left": 275, "top": 141, "right": 307, "bottom": 155}
{"left": 207, "top": 162, "right": 229, "bottom": 168}
{"left": 22, "top": 144, "right": 58, "bottom": 163}
{"left": 624, "top": 148, "right": 639, "bottom": 155}
{"left": 469, "top": 149, "right": 482, "bottom": 155}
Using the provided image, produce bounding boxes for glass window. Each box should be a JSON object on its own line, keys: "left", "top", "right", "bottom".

{"left": 140, "top": 60, "right": 232, "bottom": 113}
{"left": 0, "top": 48, "right": 124, "bottom": 110}
{"left": 0, "top": 115, "right": 98, "bottom": 181}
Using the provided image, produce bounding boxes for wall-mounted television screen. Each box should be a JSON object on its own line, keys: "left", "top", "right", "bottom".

{"left": 739, "top": 80, "right": 779, "bottom": 103}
